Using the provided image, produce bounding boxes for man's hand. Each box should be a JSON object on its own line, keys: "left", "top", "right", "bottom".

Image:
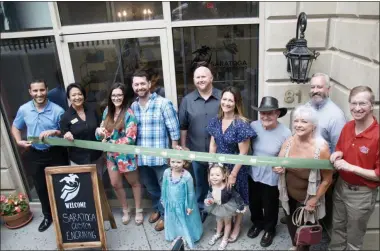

{"left": 330, "top": 151, "right": 343, "bottom": 163}
{"left": 17, "top": 140, "right": 32, "bottom": 149}
{"left": 334, "top": 159, "right": 354, "bottom": 172}
{"left": 39, "top": 130, "right": 58, "bottom": 140}
{"left": 63, "top": 131, "right": 74, "bottom": 141}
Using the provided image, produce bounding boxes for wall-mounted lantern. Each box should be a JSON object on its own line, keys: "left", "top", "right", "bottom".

{"left": 284, "top": 12, "right": 320, "bottom": 84}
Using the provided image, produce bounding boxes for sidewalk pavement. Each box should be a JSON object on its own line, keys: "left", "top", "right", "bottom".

{"left": 1, "top": 204, "right": 329, "bottom": 250}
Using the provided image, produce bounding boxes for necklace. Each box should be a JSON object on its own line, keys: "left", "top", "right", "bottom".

{"left": 170, "top": 169, "right": 184, "bottom": 184}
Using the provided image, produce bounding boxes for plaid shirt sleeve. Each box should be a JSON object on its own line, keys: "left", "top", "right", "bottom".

{"left": 162, "top": 100, "right": 180, "bottom": 141}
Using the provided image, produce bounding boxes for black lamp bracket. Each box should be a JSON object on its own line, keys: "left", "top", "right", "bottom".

{"left": 296, "top": 12, "right": 307, "bottom": 39}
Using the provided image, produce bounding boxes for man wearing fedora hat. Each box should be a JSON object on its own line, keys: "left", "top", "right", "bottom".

{"left": 247, "top": 96, "right": 291, "bottom": 247}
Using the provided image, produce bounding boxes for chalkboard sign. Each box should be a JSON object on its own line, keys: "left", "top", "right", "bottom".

{"left": 45, "top": 165, "right": 115, "bottom": 250}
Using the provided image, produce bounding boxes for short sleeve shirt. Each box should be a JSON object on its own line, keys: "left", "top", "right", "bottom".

{"left": 178, "top": 88, "right": 221, "bottom": 152}
{"left": 336, "top": 117, "right": 380, "bottom": 188}
{"left": 13, "top": 100, "right": 64, "bottom": 150}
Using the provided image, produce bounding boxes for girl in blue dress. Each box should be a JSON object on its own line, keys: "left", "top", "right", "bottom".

{"left": 161, "top": 157, "right": 203, "bottom": 249}
{"left": 207, "top": 86, "right": 257, "bottom": 242}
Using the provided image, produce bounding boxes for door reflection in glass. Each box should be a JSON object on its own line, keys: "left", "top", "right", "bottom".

{"left": 68, "top": 37, "right": 164, "bottom": 115}
{"left": 68, "top": 37, "right": 164, "bottom": 201}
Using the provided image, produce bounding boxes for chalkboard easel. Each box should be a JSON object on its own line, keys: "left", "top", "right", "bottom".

{"left": 45, "top": 165, "right": 116, "bottom": 250}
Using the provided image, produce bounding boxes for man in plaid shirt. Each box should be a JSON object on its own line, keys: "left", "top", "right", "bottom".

{"left": 131, "top": 70, "right": 180, "bottom": 232}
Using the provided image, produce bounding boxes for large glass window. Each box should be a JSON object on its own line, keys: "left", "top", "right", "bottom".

{"left": 0, "top": 37, "right": 63, "bottom": 201}
{"left": 170, "top": 1, "right": 259, "bottom": 21}
{"left": 67, "top": 36, "right": 164, "bottom": 200}
{"left": 173, "top": 25, "right": 259, "bottom": 120}
{"left": 0, "top": 1, "right": 52, "bottom": 32}
{"left": 58, "top": 1, "right": 163, "bottom": 26}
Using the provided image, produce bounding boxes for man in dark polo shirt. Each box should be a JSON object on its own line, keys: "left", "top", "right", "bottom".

{"left": 178, "top": 64, "right": 221, "bottom": 223}
{"left": 11, "top": 80, "right": 69, "bottom": 232}
{"left": 329, "top": 86, "right": 379, "bottom": 250}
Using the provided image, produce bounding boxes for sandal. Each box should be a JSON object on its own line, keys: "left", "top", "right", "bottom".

{"left": 122, "top": 208, "right": 131, "bottom": 225}
{"left": 135, "top": 208, "right": 144, "bottom": 226}
{"left": 228, "top": 231, "right": 240, "bottom": 243}
{"left": 208, "top": 233, "right": 222, "bottom": 246}
{"left": 218, "top": 239, "right": 228, "bottom": 250}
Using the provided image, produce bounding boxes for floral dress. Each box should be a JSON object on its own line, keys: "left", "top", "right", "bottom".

{"left": 161, "top": 169, "right": 203, "bottom": 248}
{"left": 95, "top": 107, "right": 138, "bottom": 173}
{"left": 206, "top": 117, "right": 257, "bottom": 205}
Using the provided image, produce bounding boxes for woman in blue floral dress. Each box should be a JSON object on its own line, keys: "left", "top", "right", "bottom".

{"left": 95, "top": 83, "right": 143, "bottom": 226}
{"left": 207, "top": 86, "right": 257, "bottom": 242}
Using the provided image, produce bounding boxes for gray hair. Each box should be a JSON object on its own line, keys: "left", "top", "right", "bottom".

{"left": 311, "top": 73, "right": 330, "bottom": 88}
{"left": 292, "top": 105, "right": 325, "bottom": 147}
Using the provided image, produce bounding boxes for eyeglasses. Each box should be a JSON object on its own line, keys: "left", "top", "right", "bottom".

{"left": 349, "top": 102, "right": 370, "bottom": 108}
{"left": 111, "top": 94, "right": 123, "bottom": 99}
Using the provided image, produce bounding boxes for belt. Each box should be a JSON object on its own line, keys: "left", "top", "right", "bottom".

{"left": 342, "top": 179, "right": 371, "bottom": 191}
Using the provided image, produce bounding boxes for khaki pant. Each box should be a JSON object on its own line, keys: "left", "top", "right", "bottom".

{"left": 329, "top": 177, "right": 377, "bottom": 250}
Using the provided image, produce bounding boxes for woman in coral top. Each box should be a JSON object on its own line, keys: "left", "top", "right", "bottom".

{"left": 95, "top": 82, "right": 143, "bottom": 226}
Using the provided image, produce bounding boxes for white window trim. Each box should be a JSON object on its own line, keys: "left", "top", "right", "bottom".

{"left": 0, "top": 30, "right": 55, "bottom": 39}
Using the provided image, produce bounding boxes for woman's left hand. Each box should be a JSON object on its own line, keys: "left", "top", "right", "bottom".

{"left": 227, "top": 174, "right": 237, "bottom": 190}
{"left": 305, "top": 197, "right": 318, "bottom": 212}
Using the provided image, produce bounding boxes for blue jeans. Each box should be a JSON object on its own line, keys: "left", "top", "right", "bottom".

{"left": 139, "top": 164, "right": 167, "bottom": 215}
{"left": 191, "top": 161, "right": 209, "bottom": 211}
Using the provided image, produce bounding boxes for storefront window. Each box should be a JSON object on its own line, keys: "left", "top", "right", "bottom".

{"left": 0, "top": 1, "right": 52, "bottom": 32}
{"left": 68, "top": 36, "right": 163, "bottom": 200}
{"left": 58, "top": 1, "right": 163, "bottom": 26}
{"left": 173, "top": 25, "right": 259, "bottom": 120}
{"left": 0, "top": 36, "right": 62, "bottom": 201}
{"left": 170, "top": 1, "right": 259, "bottom": 21}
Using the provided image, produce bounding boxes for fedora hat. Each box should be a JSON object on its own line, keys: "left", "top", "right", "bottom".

{"left": 251, "top": 96, "right": 287, "bottom": 118}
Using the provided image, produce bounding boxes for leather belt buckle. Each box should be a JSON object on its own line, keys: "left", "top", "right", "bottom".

{"left": 347, "top": 184, "right": 359, "bottom": 191}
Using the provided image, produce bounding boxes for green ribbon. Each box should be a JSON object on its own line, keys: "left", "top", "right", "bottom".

{"left": 28, "top": 137, "right": 333, "bottom": 170}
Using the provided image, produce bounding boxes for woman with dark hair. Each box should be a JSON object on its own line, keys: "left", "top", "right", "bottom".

{"left": 206, "top": 86, "right": 257, "bottom": 243}
{"left": 60, "top": 83, "right": 103, "bottom": 172}
{"left": 95, "top": 82, "right": 143, "bottom": 226}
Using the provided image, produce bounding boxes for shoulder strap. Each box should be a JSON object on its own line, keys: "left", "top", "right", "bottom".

{"left": 284, "top": 137, "right": 293, "bottom": 157}
{"left": 314, "top": 145, "right": 321, "bottom": 159}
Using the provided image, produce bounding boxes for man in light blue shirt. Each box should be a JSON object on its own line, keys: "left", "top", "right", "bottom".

{"left": 247, "top": 97, "right": 291, "bottom": 247}
{"left": 11, "top": 79, "right": 68, "bottom": 232}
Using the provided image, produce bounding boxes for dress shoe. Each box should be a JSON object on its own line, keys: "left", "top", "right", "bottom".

{"left": 200, "top": 211, "right": 208, "bottom": 223}
{"left": 260, "top": 231, "right": 275, "bottom": 247}
{"left": 247, "top": 225, "right": 263, "bottom": 239}
{"left": 154, "top": 219, "right": 165, "bottom": 231}
{"left": 148, "top": 211, "right": 160, "bottom": 224}
{"left": 280, "top": 215, "right": 287, "bottom": 224}
{"left": 38, "top": 217, "right": 52, "bottom": 232}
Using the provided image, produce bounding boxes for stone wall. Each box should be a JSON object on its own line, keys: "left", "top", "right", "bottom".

{"left": 263, "top": 2, "right": 379, "bottom": 249}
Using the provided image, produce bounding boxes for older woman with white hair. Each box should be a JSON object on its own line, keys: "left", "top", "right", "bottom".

{"left": 273, "top": 105, "right": 333, "bottom": 251}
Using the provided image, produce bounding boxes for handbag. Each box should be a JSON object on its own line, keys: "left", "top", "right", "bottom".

{"left": 292, "top": 206, "right": 322, "bottom": 246}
